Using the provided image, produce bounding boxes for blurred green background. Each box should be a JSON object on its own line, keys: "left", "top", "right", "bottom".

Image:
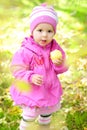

{"left": 0, "top": 0, "right": 87, "bottom": 129}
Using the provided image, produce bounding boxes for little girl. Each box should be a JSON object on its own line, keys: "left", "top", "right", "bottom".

{"left": 10, "top": 3, "right": 68, "bottom": 130}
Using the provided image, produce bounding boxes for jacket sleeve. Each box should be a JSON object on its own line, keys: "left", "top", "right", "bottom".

{"left": 52, "top": 59, "right": 68, "bottom": 74}
{"left": 51, "top": 41, "right": 68, "bottom": 74}
{"left": 11, "top": 47, "right": 34, "bottom": 83}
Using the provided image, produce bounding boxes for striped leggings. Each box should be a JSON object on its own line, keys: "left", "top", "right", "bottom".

{"left": 19, "top": 107, "right": 52, "bottom": 130}
{"left": 19, "top": 104, "right": 61, "bottom": 130}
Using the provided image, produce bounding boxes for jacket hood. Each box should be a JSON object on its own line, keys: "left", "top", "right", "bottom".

{"left": 21, "top": 36, "right": 54, "bottom": 56}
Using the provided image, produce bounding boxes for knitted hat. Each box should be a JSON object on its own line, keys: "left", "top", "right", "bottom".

{"left": 29, "top": 4, "right": 58, "bottom": 33}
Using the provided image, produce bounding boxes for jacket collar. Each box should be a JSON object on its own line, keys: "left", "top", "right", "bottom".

{"left": 21, "top": 36, "right": 53, "bottom": 55}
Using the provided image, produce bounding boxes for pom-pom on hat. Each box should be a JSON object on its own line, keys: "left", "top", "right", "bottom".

{"left": 29, "top": 3, "right": 58, "bottom": 34}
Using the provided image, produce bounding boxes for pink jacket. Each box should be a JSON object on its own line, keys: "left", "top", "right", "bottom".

{"left": 10, "top": 36, "right": 68, "bottom": 108}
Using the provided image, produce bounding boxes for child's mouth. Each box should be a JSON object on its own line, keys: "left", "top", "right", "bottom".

{"left": 41, "top": 40, "right": 46, "bottom": 44}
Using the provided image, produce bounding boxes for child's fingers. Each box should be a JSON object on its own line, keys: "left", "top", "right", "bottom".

{"left": 52, "top": 59, "right": 63, "bottom": 65}
{"left": 32, "top": 74, "right": 43, "bottom": 86}
{"left": 35, "top": 77, "right": 42, "bottom": 85}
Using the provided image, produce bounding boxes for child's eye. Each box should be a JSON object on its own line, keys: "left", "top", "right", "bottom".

{"left": 38, "top": 29, "right": 42, "bottom": 32}
{"left": 48, "top": 30, "right": 52, "bottom": 33}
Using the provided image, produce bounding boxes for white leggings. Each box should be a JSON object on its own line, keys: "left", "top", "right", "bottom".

{"left": 20, "top": 104, "right": 61, "bottom": 129}
{"left": 22, "top": 103, "right": 61, "bottom": 119}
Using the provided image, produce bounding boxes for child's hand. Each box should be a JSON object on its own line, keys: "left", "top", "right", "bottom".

{"left": 31, "top": 74, "right": 43, "bottom": 86}
{"left": 52, "top": 58, "right": 64, "bottom": 66}
{"left": 50, "top": 49, "right": 63, "bottom": 66}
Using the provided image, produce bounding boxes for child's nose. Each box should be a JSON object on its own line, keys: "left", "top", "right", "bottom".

{"left": 42, "top": 31, "right": 47, "bottom": 36}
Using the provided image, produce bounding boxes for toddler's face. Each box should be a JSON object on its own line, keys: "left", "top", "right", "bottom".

{"left": 32, "top": 23, "right": 55, "bottom": 47}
